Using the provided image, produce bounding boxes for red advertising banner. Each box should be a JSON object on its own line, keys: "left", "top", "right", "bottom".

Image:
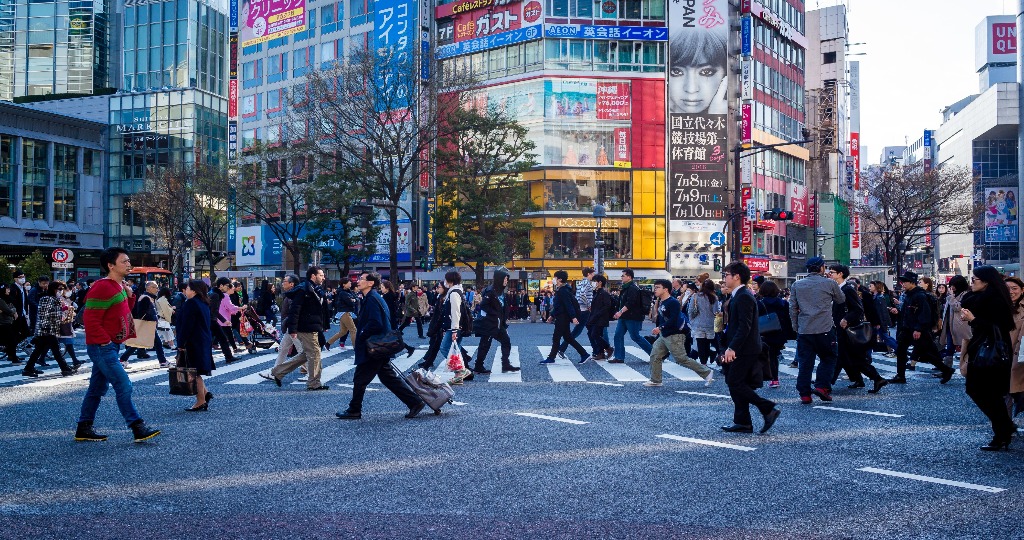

{"left": 992, "top": 22, "right": 1017, "bottom": 54}
{"left": 613, "top": 128, "right": 631, "bottom": 167}
{"left": 741, "top": 187, "right": 752, "bottom": 254}
{"left": 849, "top": 132, "right": 860, "bottom": 190}
{"left": 229, "top": 80, "right": 238, "bottom": 117}
{"left": 596, "top": 82, "right": 631, "bottom": 120}
{"left": 741, "top": 103, "right": 752, "bottom": 144}
{"left": 746, "top": 256, "right": 769, "bottom": 273}
{"left": 452, "top": 0, "right": 541, "bottom": 44}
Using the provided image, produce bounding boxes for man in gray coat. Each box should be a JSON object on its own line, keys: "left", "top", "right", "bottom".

{"left": 789, "top": 257, "right": 845, "bottom": 404}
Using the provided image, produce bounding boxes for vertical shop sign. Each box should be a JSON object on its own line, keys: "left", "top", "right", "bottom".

{"left": 741, "top": 103, "right": 752, "bottom": 144}
{"left": 741, "top": 59, "right": 752, "bottom": 101}
{"left": 613, "top": 128, "right": 631, "bottom": 168}
{"left": 849, "top": 132, "right": 860, "bottom": 189}
{"left": 229, "top": 33, "right": 239, "bottom": 79}
{"left": 741, "top": 187, "right": 752, "bottom": 254}
{"left": 850, "top": 213, "right": 861, "bottom": 260}
{"left": 375, "top": 0, "right": 416, "bottom": 110}
{"left": 228, "top": 121, "right": 238, "bottom": 164}
{"left": 667, "top": 0, "right": 729, "bottom": 227}
{"left": 229, "top": 80, "right": 238, "bottom": 117}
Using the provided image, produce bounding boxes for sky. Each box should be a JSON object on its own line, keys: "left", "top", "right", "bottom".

{"left": 839, "top": 0, "right": 1016, "bottom": 163}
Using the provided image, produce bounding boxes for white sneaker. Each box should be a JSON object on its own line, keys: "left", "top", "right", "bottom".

{"left": 643, "top": 380, "right": 663, "bottom": 387}
{"left": 704, "top": 372, "right": 715, "bottom": 387}
{"left": 579, "top": 355, "right": 592, "bottom": 365}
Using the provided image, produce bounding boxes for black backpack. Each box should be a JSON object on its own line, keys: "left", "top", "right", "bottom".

{"left": 639, "top": 287, "right": 654, "bottom": 315}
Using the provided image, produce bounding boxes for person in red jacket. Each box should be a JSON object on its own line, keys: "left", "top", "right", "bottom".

{"left": 74, "top": 247, "right": 160, "bottom": 444}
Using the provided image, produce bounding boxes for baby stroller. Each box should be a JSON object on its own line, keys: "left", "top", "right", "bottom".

{"left": 239, "top": 305, "right": 280, "bottom": 353}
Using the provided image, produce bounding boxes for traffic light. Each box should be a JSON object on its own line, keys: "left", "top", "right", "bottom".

{"left": 713, "top": 256, "right": 721, "bottom": 272}
{"left": 762, "top": 208, "right": 793, "bottom": 221}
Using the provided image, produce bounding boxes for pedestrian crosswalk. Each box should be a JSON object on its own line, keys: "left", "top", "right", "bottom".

{"left": 0, "top": 342, "right": 957, "bottom": 390}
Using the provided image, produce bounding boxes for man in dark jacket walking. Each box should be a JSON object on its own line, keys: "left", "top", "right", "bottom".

{"left": 720, "top": 262, "right": 780, "bottom": 434}
{"left": 587, "top": 274, "right": 614, "bottom": 359}
{"left": 262, "top": 266, "right": 329, "bottom": 390}
{"left": 336, "top": 272, "right": 425, "bottom": 420}
{"left": 540, "top": 270, "right": 591, "bottom": 365}
{"left": 828, "top": 265, "right": 887, "bottom": 394}
{"left": 474, "top": 270, "right": 520, "bottom": 374}
{"left": 610, "top": 268, "right": 652, "bottom": 363}
{"left": 889, "top": 271, "right": 955, "bottom": 384}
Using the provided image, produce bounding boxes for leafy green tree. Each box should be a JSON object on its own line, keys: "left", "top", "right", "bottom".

{"left": 19, "top": 250, "right": 52, "bottom": 283}
{"left": 301, "top": 169, "right": 382, "bottom": 277}
{"left": 433, "top": 105, "right": 538, "bottom": 284}
{"left": 0, "top": 256, "right": 13, "bottom": 284}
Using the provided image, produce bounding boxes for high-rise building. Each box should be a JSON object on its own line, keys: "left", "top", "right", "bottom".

{"left": 0, "top": 0, "right": 120, "bottom": 101}
{"left": 28, "top": 0, "right": 230, "bottom": 266}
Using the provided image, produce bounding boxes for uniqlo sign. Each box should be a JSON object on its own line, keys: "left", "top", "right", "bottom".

{"left": 992, "top": 22, "right": 1017, "bottom": 54}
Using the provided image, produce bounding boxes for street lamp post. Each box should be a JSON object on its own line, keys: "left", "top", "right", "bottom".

{"left": 593, "top": 204, "right": 605, "bottom": 275}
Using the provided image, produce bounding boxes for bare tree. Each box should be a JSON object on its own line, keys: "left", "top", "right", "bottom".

{"left": 433, "top": 105, "right": 538, "bottom": 284}
{"left": 186, "top": 164, "right": 233, "bottom": 277}
{"left": 297, "top": 46, "right": 476, "bottom": 280}
{"left": 855, "top": 163, "right": 975, "bottom": 273}
{"left": 130, "top": 168, "right": 189, "bottom": 274}
{"left": 231, "top": 142, "right": 321, "bottom": 274}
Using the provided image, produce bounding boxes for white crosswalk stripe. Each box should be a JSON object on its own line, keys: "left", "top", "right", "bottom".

{"left": 624, "top": 345, "right": 707, "bottom": 381}
{"left": 536, "top": 346, "right": 586, "bottom": 381}
{"left": 487, "top": 345, "right": 522, "bottom": 383}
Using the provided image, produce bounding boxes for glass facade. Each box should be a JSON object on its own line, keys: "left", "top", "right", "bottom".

{"left": 54, "top": 142, "right": 77, "bottom": 222}
{"left": 0, "top": 134, "right": 12, "bottom": 217}
{"left": 122, "top": 0, "right": 226, "bottom": 95}
{"left": 107, "top": 89, "right": 228, "bottom": 251}
{"left": 21, "top": 137, "right": 46, "bottom": 219}
{"left": 0, "top": 0, "right": 113, "bottom": 100}
{"left": 974, "top": 139, "right": 1018, "bottom": 262}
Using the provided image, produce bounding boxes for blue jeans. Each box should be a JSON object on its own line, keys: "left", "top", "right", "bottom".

{"left": 437, "top": 330, "right": 464, "bottom": 369}
{"left": 877, "top": 325, "right": 898, "bottom": 350}
{"left": 613, "top": 319, "right": 652, "bottom": 360}
{"left": 795, "top": 330, "right": 838, "bottom": 396}
{"left": 78, "top": 342, "right": 142, "bottom": 426}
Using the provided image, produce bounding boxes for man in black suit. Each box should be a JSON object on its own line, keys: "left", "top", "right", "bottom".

{"left": 540, "top": 270, "right": 591, "bottom": 365}
{"left": 720, "top": 262, "right": 781, "bottom": 434}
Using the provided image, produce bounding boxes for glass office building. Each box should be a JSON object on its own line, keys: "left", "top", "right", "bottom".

{"left": 0, "top": 0, "right": 116, "bottom": 101}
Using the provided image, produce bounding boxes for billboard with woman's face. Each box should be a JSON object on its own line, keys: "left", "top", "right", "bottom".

{"left": 667, "top": 0, "right": 729, "bottom": 252}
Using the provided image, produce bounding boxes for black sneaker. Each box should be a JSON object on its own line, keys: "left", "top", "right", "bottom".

{"left": 502, "top": 366, "right": 521, "bottom": 373}
{"left": 130, "top": 420, "right": 160, "bottom": 443}
{"left": 74, "top": 422, "right": 108, "bottom": 442}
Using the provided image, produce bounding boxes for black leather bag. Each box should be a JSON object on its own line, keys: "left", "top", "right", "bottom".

{"left": 845, "top": 321, "right": 874, "bottom": 345}
{"left": 167, "top": 348, "right": 198, "bottom": 396}
{"left": 758, "top": 312, "right": 782, "bottom": 334}
{"left": 366, "top": 330, "right": 406, "bottom": 358}
{"left": 972, "top": 331, "right": 1012, "bottom": 369}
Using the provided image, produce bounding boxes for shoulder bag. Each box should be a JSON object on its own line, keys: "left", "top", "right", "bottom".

{"left": 845, "top": 321, "right": 874, "bottom": 345}
{"left": 757, "top": 298, "right": 782, "bottom": 334}
{"left": 971, "top": 328, "right": 1012, "bottom": 369}
{"left": 167, "top": 348, "right": 198, "bottom": 396}
{"left": 365, "top": 296, "right": 406, "bottom": 358}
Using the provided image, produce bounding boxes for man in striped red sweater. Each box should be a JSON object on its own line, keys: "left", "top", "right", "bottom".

{"left": 74, "top": 247, "right": 160, "bottom": 443}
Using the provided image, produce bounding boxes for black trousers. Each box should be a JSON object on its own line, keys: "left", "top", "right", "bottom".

{"left": 724, "top": 356, "right": 776, "bottom": 426}
{"left": 2, "top": 324, "right": 20, "bottom": 361}
{"left": 833, "top": 329, "right": 883, "bottom": 384}
{"left": 588, "top": 325, "right": 610, "bottom": 354}
{"left": 895, "top": 330, "right": 948, "bottom": 378}
{"left": 696, "top": 337, "right": 715, "bottom": 364}
{"left": 26, "top": 335, "right": 71, "bottom": 373}
{"left": 212, "top": 325, "right": 237, "bottom": 362}
{"left": 548, "top": 318, "right": 587, "bottom": 360}
{"left": 399, "top": 316, "right": 424, "bottom": 337}
{"left": 558, "top": 310, "right": 590, "bottom": 354}
{"left": 347, "top": 355, "right": 422, "bottom": 413}
{"left": 476, "top": 328, "right": 512, "bottom": 369}
{"left": 965, "top": 373, "right": 1016, "bottom": 438}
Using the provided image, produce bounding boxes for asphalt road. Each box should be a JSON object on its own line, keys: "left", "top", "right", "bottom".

{"left": 1, "top": 321, "right": 1021, "bottom": 539}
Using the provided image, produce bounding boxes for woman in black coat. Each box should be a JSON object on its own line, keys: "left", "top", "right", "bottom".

{"left": 176, "top": 279, "right": 215, "bottom": 412}
{"left": 587, "top": 274, "right": 614, "bottom": 359}
{"left": 960, "top": 265, "right": 1016, "bottom": 450}
{"left": 757, "top": 281, "right": 794, "bottom": 388}
{"left": 381, "top": 280, "right": 401, "bottom": 330}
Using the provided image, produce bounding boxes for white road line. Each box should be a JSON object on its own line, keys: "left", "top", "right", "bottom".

{"left": 676, "top": 390, "right": 731, "bottom": 398}
{"left": 814, "top": 406, "right": 903, "bottom": 418}
{"left": 586, "top": 381, "right": 624, "bottom": 387}
{"left": 537, "top": 346, "right": 586, "bottom": 382}
{"left": 488, "top": 346, "right": 522, "bottom": 383}
{"left": 656, "top": 434, "right": 756, "bottom": 451}
{"left": 515, "top": 412, "right": 589, "bottom": 425}
{"left": 332, "top": 383, "right": 379, "bottom": 391}
{"left": 451, "top": 400, "right": 468, "bottom": 406}
{"left": 857, "top": 467, "right": 1005, "bottom": 493}
{"left": 626, "top": 345, "right": 707, "bottom": 381}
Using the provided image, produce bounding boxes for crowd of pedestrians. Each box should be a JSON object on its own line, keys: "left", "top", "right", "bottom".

{"left": 3, "top": 246, "right": 1021, "bottom": 450}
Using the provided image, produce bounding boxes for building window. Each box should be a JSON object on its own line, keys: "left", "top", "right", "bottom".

{"left": 823, "top": 51, "right": 836, "bottom": 64}
{"left": 350, "top": 0, "right": 367, "bottom": 25}
{"left": 0, "top": 135, "right": 13, "bottom": 218}
{"left": 54, "top": 144, "right": 77, "bottom": 222}
{"left": 22, "top": 139, "right": 48, "bottom": 220}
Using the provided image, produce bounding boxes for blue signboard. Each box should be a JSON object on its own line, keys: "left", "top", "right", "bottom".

{"left": 421, "top": 36, "right": 430, "bottom": 80}
{"left": 709, "top": 231, "right": 726, "bottom": 246}
{"left": 436, "top": 25, "right": 543, "bottom": 59}
{"left": 230, "top": 0, "right": 238, "bottom": 30}
{"left": 543, "top": 24, "right": 667, "bottom": 41}
{"left": 741, "top": 16, "right": 752, "bottom": 56}
{"left": 923, "top": 129, "right": 932, "bottom": 147}
{"left": 374, "top": 0, "right": 416, "bottom": 108}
